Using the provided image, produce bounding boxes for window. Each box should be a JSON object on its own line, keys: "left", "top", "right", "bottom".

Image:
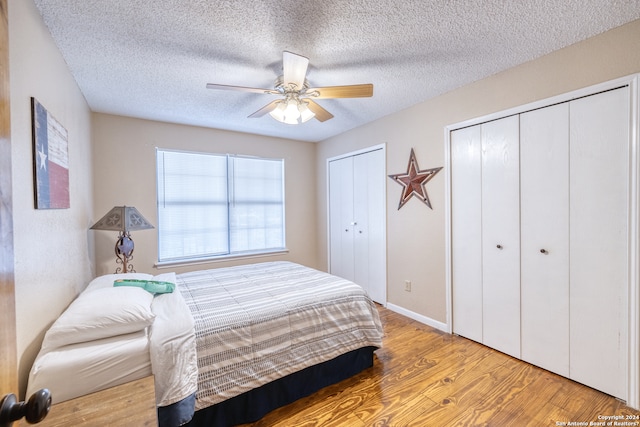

{"left": 156, "top": 149, "right": 285, "bottom": 263}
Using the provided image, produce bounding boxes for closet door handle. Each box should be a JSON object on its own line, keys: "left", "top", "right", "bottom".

{"left": 540, "top": 249, "right": 549, "bottom": 254}
{"left": 496, "top": 244, "right": 503, "bottom": 250}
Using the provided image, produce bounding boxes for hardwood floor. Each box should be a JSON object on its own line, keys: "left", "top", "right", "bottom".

{"left": 244, "top": 306, "right": 640, "bottom": 426}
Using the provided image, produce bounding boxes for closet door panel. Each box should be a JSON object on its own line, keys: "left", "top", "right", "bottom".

{"left": 353, "top": 149, "right": 386, "bottom": 303}
{"left": 366, "top": 149, "right": 387, "bottom": 303}
{"left": 520, "top": 103, "right": 570, "bottom": 376}
{"left": 569, "top": 87, "right": 629, "bottom": 399}
{"left": 329, "top": 157, "right": 355, "bottom": 282}
{"left": 352, "top": 153, "right": 370, "bottom": 294}
{"left": 450, "top": 125, "right": 483, "bottom": 342}
{"left": 481, "top": 115, "right": 521, "bottom": 358}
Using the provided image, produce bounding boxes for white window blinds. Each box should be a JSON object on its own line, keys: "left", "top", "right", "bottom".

{"left": 156, "top": 149, "right": 285, "bottom": 263}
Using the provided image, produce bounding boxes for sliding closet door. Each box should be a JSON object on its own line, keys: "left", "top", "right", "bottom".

{"left": 569, "top": 87, "right": 629, "bottom": 399}
{"left": 520, "top": 103, "right": 570, "bottom": 377}
{"left": 450, "top": 125, "right": 483, "bottom": 343}
{"left": 328, "top": 156, "right": 355, "bottom": 282}
{"left": 481, "top": 116, "right": 521, "bottom": 358}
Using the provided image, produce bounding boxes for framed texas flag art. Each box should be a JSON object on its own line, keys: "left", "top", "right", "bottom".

{"left": 31, "top": 98, "right": 70, "bottom": 209}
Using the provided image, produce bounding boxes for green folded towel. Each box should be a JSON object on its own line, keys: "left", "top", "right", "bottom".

{"left": 113, "top": 279, "right": 175, "bottom": 294}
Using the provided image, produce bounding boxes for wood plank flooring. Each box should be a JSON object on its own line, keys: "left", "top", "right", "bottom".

{"left": 243, "top": 305, "right": 640, "bottom": 426}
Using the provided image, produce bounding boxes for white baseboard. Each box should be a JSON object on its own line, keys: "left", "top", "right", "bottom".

{"left": 386, "top": 303, "right": 449, "bottom": 333}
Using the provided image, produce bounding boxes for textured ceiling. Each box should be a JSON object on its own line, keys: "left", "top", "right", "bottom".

{"left": 33, "top": 0, "right": 640, "bottom": 143}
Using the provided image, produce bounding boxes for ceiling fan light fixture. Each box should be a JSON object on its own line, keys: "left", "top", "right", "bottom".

{"left": 284, "top": 98, "right": 301, "bottom": 120}
{"left": 269, "top": 101, "right": 286, "bottom": 122}
{"left": 299, "top": 101, "right": 315, "bottom": 123}
{"left": 268, "top": 96, "right": 315, "bottom": 125}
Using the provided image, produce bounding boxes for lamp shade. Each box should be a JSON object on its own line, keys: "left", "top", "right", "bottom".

{"left": 90, "top": 206, "right": 154, "bottom": 232}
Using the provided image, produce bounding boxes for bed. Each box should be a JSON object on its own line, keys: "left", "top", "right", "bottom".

{"left": 26, "top": 261, "right": 384, "bottom": 426}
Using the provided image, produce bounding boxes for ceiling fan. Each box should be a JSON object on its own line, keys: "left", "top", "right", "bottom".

{"left": 206, "top": 51, "right": 373, "bottom": 125}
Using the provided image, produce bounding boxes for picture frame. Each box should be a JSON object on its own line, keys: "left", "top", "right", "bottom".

{"left": 31, "top": 97, "right": 70, "bottom": 209}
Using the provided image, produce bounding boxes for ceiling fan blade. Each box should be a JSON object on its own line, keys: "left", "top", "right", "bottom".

{"left": 206, "top": 83, "right": 279, "bottom": 95}
{"left": 306, "top": 84, "right": 373, "bottom": 99}
{"left": 283, "top": 51, "right": 309, "bottom": 90}
{"left": 305, "top": 100, "right": 334, "bottom": 122}
{"left": 306, "top": 83, "right": 373, "bottom": 99}
{"left": 248, "top": 100, "right": 281, "bottom": 118}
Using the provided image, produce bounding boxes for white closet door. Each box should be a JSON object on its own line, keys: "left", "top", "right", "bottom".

{"left": 450, "top": 125, "right": 483, "bottom": 342}
{"left": 329, "top": 149, "right": 386, "bottom": 304}
{"left": 569, "top": 87, "right": 629, "bottom": 399}
{"left": 353, "top": 149, "right": 386, "bottom": 303}
{"left": 520, "top": 103, "right": 570, "bottom": 376}
{"left": 481, "top": 115, "right": 521, "bottom": 358}
{"left": 328, "top": 156, "right": 355, "bottom": 282}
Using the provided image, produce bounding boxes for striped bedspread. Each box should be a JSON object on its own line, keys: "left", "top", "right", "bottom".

{"left": 177, "top": 261, "right": 384, "bottom": 410}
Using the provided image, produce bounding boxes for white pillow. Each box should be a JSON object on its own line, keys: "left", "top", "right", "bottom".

{"left": 84, "top": 273, "right": 154, "bottom": 293}
{"left": 42, "top": 286, "right": 155, "bottom": 350}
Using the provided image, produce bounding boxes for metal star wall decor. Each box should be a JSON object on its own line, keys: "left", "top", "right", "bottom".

{"left": 388, "top": 148, "right": 443, "bottom": 210}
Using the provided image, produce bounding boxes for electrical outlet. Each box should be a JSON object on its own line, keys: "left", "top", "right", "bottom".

{"left": 404, "top": 280, "right": 411, "bottom": 292}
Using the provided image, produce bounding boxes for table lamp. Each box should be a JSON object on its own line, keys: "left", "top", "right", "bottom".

{"left": 90, "top": 205, "right": 154, "bottom": 273}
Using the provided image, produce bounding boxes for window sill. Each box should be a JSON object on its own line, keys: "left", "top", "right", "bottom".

{"left": 154, "top": 248, "right": 290, "bottom": 270}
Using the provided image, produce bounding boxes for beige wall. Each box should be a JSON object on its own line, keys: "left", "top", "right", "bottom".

{"left": 9, "top": 0, "right": 94, "bottom": 395}
{"left": 316, "top": 19, "right": 640, "bottom": 324}
{"left": 91, "top": 113, "right": 318, "bottom": 276}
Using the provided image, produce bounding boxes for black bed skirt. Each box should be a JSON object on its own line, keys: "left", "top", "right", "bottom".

{"left": 185, "top": 346, "right": 377, "bottom": 427}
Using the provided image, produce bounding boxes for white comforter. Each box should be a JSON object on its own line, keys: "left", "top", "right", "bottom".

{"left": 149, "top": 272, "right": 198, "bottom": 407}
